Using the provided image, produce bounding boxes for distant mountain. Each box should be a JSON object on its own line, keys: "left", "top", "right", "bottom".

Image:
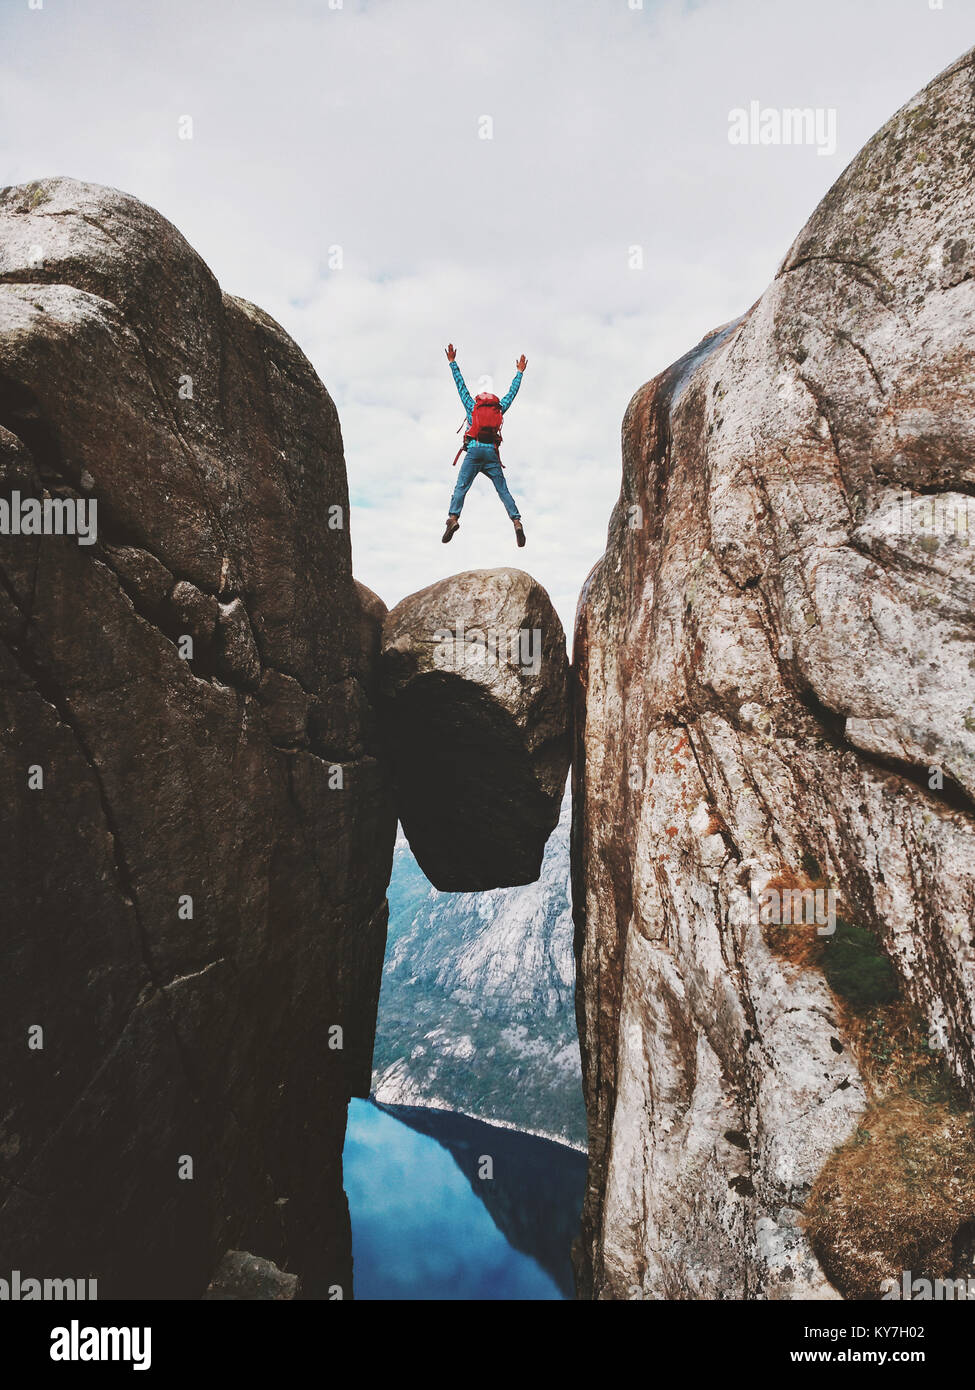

{"left": 372, "top": 798, "right": 587, "bottom": 1149}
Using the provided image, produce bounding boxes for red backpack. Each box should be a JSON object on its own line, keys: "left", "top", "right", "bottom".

{"left": 452, "top": 393, "right": 504, "bottom": 465}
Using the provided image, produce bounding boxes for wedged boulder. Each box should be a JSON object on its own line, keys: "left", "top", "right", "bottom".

{"left": 573, "top": 48, "right": 975, "bottom": 1300}
{"left": 381, "top": 568, "right": 570, "bottom": 891}
{"left": 0, "top": 178, "right": 396, "bottom": 1298}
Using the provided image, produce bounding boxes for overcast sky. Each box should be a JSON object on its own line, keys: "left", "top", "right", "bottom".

{"left": 2, "top": 0, "right": 972, "bottom": 635}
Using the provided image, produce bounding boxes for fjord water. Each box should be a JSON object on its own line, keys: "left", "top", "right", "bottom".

{"left": 344, "top": 1099, "right": 586, "bottom": 1299}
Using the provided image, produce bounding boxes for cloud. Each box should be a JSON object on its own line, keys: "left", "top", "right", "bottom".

{"left": 1, "top": 0, "right": 971, "bottom": 633}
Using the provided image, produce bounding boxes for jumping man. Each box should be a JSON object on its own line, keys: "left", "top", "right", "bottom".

{"left": 442, "top": 344, "right": 527, "bottom": 546}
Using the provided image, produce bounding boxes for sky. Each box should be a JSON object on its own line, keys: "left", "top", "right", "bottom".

{"left": 1, "top": 0, "right": 972, "bottom": 636}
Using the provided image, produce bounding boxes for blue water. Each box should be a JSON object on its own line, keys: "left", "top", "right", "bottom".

{"left": 344, "top": 1098, "right": 584, "bottom": 1300}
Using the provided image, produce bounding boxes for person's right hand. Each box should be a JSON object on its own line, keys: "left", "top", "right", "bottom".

{"left": 516, "top": 354, "right": 528, "bottom": 372}
{"left": 445, "top": 343, "right": 457, "bottom": 362}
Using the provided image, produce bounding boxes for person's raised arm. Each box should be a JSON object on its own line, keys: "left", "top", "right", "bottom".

{"left": 501, "top": 354, "right": 528, "bottom": 413}
{"left": 445, "top": 343, "right": 474, "bottom": 419}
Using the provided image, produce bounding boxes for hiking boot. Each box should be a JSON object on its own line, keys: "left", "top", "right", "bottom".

{"left": 442, "top": 515, "right": 460, "bottom": 543}
{"left": 513, "top": 519, "right": 526, "bottom": 548}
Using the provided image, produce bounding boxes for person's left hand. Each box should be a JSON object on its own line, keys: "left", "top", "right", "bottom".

{"left": 516, "top": 354, "right": 528, "bottom": 372}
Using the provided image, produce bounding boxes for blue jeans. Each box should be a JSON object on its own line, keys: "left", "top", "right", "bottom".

{"left": 448, "top": 443, "right": 521, "bottom": 520}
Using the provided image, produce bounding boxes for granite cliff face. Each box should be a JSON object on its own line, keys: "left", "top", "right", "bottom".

{"left": 0, "top": 178, "right": 395, "bottom": 1298}
{"left": 380, "top": 568, "right": 570, "bottom": 891}
{"left": 573, "top": 49, "right": 975, "bottom": 1300}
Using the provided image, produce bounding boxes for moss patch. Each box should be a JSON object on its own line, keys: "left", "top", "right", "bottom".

{"left": 820, "top": 919, "right": 900, "bottom": 1012}
{"left": 763, "top": 877, "right": 899, "bottom": 1013}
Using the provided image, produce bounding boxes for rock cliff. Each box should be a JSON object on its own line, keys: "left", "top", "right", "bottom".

{"left": 0, "top": 178, "right": 396, "bottom": 1298}
{"left": 573, "top": 49, "right": 975, "bottom": 1299}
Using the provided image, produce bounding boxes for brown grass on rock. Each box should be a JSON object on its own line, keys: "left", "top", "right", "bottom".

{"left": 762, "top": 869, "right": 975, "bottom": 1300}
{"left": 805, "top": 1087, "right": 975, "bottom": 1300}
{"left": 805, "top": 997, "right": 975, "bottom": 1299}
